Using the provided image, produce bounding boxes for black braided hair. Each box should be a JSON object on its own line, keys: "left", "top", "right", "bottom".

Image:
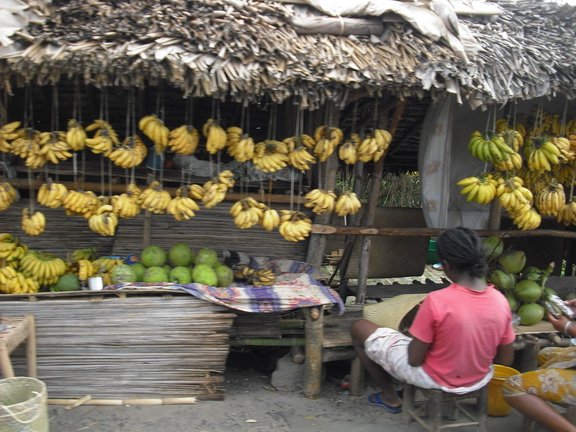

{"left": 436, "top": 227, "right": 488, "bottom": 278}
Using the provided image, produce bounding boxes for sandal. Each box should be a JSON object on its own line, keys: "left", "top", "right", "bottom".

{"left": 367, "top": 392, "right": 402, "bottom": 414}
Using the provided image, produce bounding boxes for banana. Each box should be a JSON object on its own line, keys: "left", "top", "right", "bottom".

{"left": 304, "top": 189, "right": 336, "bottom": 214}
{"left": 334, "top": 192, "right": 362, "bottom": 216}
{"left": 169, "top": 125, "right": 200, "bottom": 155}
{"left": 203, "top": 119, "right": 227, "bottom": 154}
{"left": 261, "top": 208, "right": 280, "bottom": 231}
{"left": 21, "top": 208, "right": 46, "bottom": 236}
{"left": 0, "top": 181, "right": 19, "bottom": 211}
{"left": 139, "top": 115, "right": 169, "bottom": 153}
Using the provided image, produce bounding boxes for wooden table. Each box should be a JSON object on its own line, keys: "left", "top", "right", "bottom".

{"left": 0, "top": 315, "right": 37, "bottom": 378}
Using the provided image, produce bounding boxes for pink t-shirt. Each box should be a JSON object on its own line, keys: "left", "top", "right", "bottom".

{"left": 409, "top": 283, "right": 516, "bottom": 388}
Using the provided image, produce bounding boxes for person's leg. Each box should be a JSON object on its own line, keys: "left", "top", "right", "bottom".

{"left": 504, "top": 368, "right": 576, "bottom": 432}
{"left": 351, "top": 319, "right": 402, "bottom": 407}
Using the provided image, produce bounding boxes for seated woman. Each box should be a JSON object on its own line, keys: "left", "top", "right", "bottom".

{"left": 351, "top": 226, "right": 515, "bottom": 413}
{"left": 503, "top": 304, "right": 576, "bottom": 432}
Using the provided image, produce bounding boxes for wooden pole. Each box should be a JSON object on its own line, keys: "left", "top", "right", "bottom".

{"left": 26, "top": 314, "right": 37, "bottom": 378}
{"left": 303, "top": 306, "right": 324, "bottom": 399}
{"left": 488, "top": 200, "right": 502, "bottom": 230}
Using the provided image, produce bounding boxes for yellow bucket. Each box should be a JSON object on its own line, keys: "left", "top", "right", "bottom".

{"left": 487, "top": 364, "right": 519, "bottom": 417}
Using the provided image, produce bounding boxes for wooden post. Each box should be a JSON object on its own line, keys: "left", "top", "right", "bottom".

{"left": 26, "top": 315, "right": 37, "bottom": 377}
{"left": 303, "top": 306, "right": 324, "bottom": 399}
{"left": 142, "top": 173, "right": 153, "bottom": 248}
{"left": 356, "top": 100, "right": 406, "bottom": 304}
{"left": 488, "top": 200, "right": 502, "bottom": 230}
{"left": 349, "top": 357, "right": 365, "bottom": 396}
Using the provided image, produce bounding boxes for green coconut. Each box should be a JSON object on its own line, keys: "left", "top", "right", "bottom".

{"left": 514, "top": 279, "right": 543, "bottom": 303}
{"left": 505, "top": 293, "right": 519, "bottom": 313}
{"left": 170, "top": 266, "right": 192, "bottom": 284}
{"left": 140, "top": 245, "right": 167, "bottom": 268}
{"left": 489, "top": 269, "right": 516, "bottom": 291}
{"left": 518, "top": 303, "right": 545, "bottom": 326}
{"left": 131, "top": 262, "right": 147, "bottom": 282}
{"left": 482, "top": 236, "right": 504, "bottom": 261}
{"left": 110, "top": 264, "right": 137, "bottom": 284}
{"left": 214, "top": 264, "right": 234, "bottom": 287}
{"left": 168, "top": 243, "right": 195, "bottom": 267}
{"left": 498, "top": 250, "right": 527, "bottom": 274}
{"left": 192, "top": 264, "right": 218, "bottom": 286}
{"left": 195, "top": 248, "right": 220, "bottom": 267}
{"left": 143, "top": 266, "right": 169, "bottom": 283}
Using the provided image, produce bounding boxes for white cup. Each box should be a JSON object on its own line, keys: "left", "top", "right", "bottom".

{"left": 88, "top": 276, "right": 104, "bottom": 291}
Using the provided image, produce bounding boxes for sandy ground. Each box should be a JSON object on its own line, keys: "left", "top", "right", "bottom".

{"left": 47, "top": 354, "right": 527, "bottom": 432}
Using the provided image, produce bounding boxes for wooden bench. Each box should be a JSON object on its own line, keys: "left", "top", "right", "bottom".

{"left": 0, "top": 315, "right": 37, "bottom": 379}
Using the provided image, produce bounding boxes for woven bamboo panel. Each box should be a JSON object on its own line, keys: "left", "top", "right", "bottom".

{"left": 2, "top": 292, "right": 236, "bottom": 399}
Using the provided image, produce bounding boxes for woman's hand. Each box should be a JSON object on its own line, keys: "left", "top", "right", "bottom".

{"left": 565, "top": 298, "right": 576, "bottom": 314}
{"left": 547, "top": 311, "right": 571, "bottom": 334}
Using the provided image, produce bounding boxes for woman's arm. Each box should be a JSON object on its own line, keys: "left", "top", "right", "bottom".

{"left": 408, "top": 337, "right": 431, "bottom": 366}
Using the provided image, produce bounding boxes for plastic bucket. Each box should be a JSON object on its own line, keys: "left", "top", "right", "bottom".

{"left": 426, "top": 239, "right": 439, "bottom": 264}
{"left": 487, "top": 364, "right": 519, "bottom": 417}
{"left": 0, "top": 377, "right": 49, "bottom": 432}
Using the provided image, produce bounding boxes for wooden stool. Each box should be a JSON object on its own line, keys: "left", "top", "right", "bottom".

{"left": 521, "top": 404, "right": 576, "bottom": 431}
{"left": 0, "top": 315, "right": 37, "bottom": 378}
{"left": 402, "top": 384, "right": 488, "bottom": 432}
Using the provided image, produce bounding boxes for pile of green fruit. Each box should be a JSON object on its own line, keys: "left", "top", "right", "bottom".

{"left": 483, "top": 235, "right": 559, "bottom": 326}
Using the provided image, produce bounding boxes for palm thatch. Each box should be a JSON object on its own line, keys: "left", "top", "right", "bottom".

{"left": 0, "top": 0, "right": 575, "bottom": 108}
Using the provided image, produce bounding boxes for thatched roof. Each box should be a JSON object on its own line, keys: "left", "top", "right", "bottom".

{"left": 0, "top": 0, "right": 575, "bottom": 109}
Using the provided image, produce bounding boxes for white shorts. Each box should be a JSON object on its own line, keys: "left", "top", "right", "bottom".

{"left": 364, "top": 328, "right": 493, "bottom": 394}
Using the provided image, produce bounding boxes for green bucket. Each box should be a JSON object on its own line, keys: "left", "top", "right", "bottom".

{"left": 0, "top": 377, "right": 49, "bottom": 431}
{"left": 426, "top": 239, "right": 439, "bottom": 264}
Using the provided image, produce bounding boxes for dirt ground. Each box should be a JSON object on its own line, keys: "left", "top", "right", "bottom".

{"left": 47, "top": 352, "right": 527, "bottom": 432}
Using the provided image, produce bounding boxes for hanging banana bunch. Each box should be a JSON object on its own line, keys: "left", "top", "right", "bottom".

{"left": 108, "top": 135, "right": 148, "bottom": 169}
{"left": 253, "top": 140, "right": 289, "bottom": 173}
{"left": 313, "top": 126, "right": 343, "bottom": 162}
{"left": 0, "top": 181, "right": 18, "bottom": 211}
{"left": 495, "top": 176, "right": 533, "bottom": 213}
{"left": 338, "top": 139, "right": 359, "bottom": 165}
{"left": 77, "top": 259, "right": 96, "bottom": 281}
{"left": 260, "top": 207, "right": 280, "bottom": 232}
{"left": 535, "top": 181, "right": 565, "bottom": 217}
{"left": 304, "top": 189, "right": 336, "bottom": 214}
{"left": 509, "top": 205, "right": 542, "bottom": 231}
{"left": 287, "top": 146, "right": 316, "bottom": 171}
{"left": 66, "top": 119, "right": 87, "bottom": 151}
{"left": 138, "top": 115, "right": 169, "bottom": 154}
{"left": 38, "top": 131, "right": 73, "bottom": 165}
{"left": 111, "top": 184, "right": 141, "bottom": 218}
{"left": 21, "top": 208, "right": 46, "bottom": 236}
{"left": 227, "top": 127, "right": 254, "bottom": 163}
{"left": 334, "top": 192, "right": 362, "bottom": 217}
{"left": 525, "top": 138, "right": 561, "bottom": 172}
{"left": 168, "top": 124, "right": 199, "bottom": 155}
{"left": 138, "top": 180, "right": 172, "bottom": 214}
{"left": 37, "top": 181, "right": 68, "bottom": 209}
{"left": 200, "top": 170, "right": 234, "bottom": 208}
{"left": 229, "top": 197, "right": 266, "bottom": 229}
{"left": 278, "top": 210, "right": 313, "bottom": 242}
{"left": 167, "top": 186, "right": 200, "bottom": 221}
{"left": 468, "top": 131, "right": 515, "bottom": 164}
{"left": 88, "top": 205, "right": 119, "bottom": 237}
{"left": 10, "top": 128, "right": 45, "bottom": 169}
{"left": 0, "top": 121, "right": 20, "bottom": 152}
{"left": 203, "top": 118, "right": 227, "bottom": 154}
{"left": 85, "top": 119, "right": 118, "bottom": 156}
{"left": 62, "top": 190, "right": 101, "bottom": 218}
{"left": 188, "top": 184, "right": 205, "bottom": 200}
{"left": 456, "top": 174, "right": 498, "bottom": 205}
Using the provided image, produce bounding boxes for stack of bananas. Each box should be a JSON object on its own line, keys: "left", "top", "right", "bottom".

{"left": 0, "top": 121, "right": 21, "bottom": 152}
{"left": 509, "top": 205, "right": 542, "bottom": 231}
{"left": 233, "top": 265, "right": 255, "bottom": 282}
{"left": 108, "top": 136, "right": 148, "bottom": 169}
{"left": 468, "top": 131, "right": 516, "bottom": 163}
{"left": 63, "top": 190, "right": 100, "bottom": 218}
{"left": 203, "top": 118, "right": 227, "bottom": 154}
{"left": 37, "top": 181, "right": 68, "bottom": 208}
{"left": 168, "top": 124, "right": 199, "bottom": 155}
{"left": 167, "top": 186, "right": 200, "bottom": 221}
{"left": 279, "top": 210, "right": 313, "bottom": 242}
{"left": 138, "top": 181, "right": 172, "bottom": 214}
{"left": 232, "top": 266, "right": 277, "bottom": 287}
{"left": 334, "top": 192, "right": 362, "bottom": 216}
{"left": 535, "top": 182, "right": 565, "bottom": 217}
{"left": 551, "top": 137, "right": 575, "bottom": 162}
{"left": 111, "top": 184, "right": 141, "bottom": 218}
{"left": 500, "top": 128, "right": 525, "bottom": 152}
{"left": 287, "top": 146, "right": 316, "bottom": 171}
{"left": 139, "top": 115, "right": 169, "bottom": 154}
{"left": 253, "top": 140, "right": 289, "bottom": 173}
{"left": 0, "top": 266, "right": 39, "bottom": 294}
{"left": 261, "top": 207, "right": 280, "bottom": 231}
{"left": 494, "top": 151, "right": 523, "bottom": 172}
{"left": 230, "top": 197, "right": 265, "bottom": 229}
{"left": 357, "top": 129, "right": 392, "bottom": 163}
{"left": 71, "top": 247, "right": 97, "bottom": 263}
{"left": 304, "top": 189, "right": 336, "bottom": 214}
{"left": 76, "top": 259, "right": 96, "bottom": 281}
{"left": 201, "top": 170, "right": 235, "bottom": 208}
{"left": 0, "top": 181, "right": 18, "bottom": 211}
{"left": 66, "top": 119, "right": 87, "bottom": 151}
{"left": 21, "top": 208, "right": 46, "bottom": 236}
{"left": 496, "top": 176, "right": 533, "bottom": 212}
{"left": 338, "top": 138, "right": 359, "bottom": 165}
{"left": 0, "top": 234, "right": 27, "bottom": 263}
{"left": 456, "top": 174, "right": 498, "bottom": 204}
{"left": 88, "top": 204, "right": 119, "bottom": 236}
{"left": 39, "top": 131, "right": 73, "bottom": 165}
{"left": 19, "top": 250, "right": 67, "bottom": 287}
{"left": 526, "top": 139, "right": 561, "bottom": 172}
{"left": 226, "top": 127, "right": 254, "bottom": 162}
{"left": 313, "top": 125, "right": 343, "bottom": 162}
{"left": 85, "top": 119, "right": 119, "bottom": 156}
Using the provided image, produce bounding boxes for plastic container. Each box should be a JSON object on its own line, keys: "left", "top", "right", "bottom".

{"left": 487, "top": 364, "right": 519, "bottom": 417}
{"left": 426, "top": 239, "right": 439, "bottom": 264}
{"left": 0, "top": 377, "right": 49, "bottom": 431}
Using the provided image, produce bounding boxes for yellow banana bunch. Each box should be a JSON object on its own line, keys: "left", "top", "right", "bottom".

{"left": 260, "top": 207, "right": 280, "bottom": 231}
{"left": 0, "top": 181, "right": 18, "bottom": 211}
{"left": 77, "top": 259, "right": 95, "bottom": 281}
{"left": 230, "top": 197, "right": 265, "bottom": 229}
{"left": 111, "top": 190, "right": 141, "bottom": 218}
{"left": 167, "top": 187, "right": 200, "bottom": 221}
{"left": 552, "top": 162, "right": 575, "bottom": 184}
{"left": 501, "top": 129, "right": 524, "bottom": 152}
{"left": 304, "top": 188, "right": 336, "bottom": 214}
{"left": 313, "top": 126, "right": 343, "bottom": 162}
{"left": 0, "top": 234, "right": 27, "bottom": 261}
{"left": 168, "top": 124, "right": 199, "bottom": 155}
{"left": 468, "top": 132, "right": 515, "bottom": 163}
{"left": 217, "top": 170, "right": 235, "bottom": 189}
{"left": 227, "top": 127, "right": 255, "bottom": 162}
{"left": 108, "top": 136, "right": 148, "bottom": 169}
{"left": 495, "top": 176, "right": 533, "bottom": 213}
{"left": 85, "top": 132, "right": 114, "bottom": 156}
{"left": 251, "top": 269, "right": 277, "bottom": 287}
{"left": 19, "top": 250, "right": 67, "bottom": 287}
{"left": 38, "top": 131, "right": 73, "bottom": 165}
{"left": 494, "top": 151, "right": 523, "bottom": 172}
{"left": 11, "top": 128, "right": 40, "bottom": 159}
{"left": 138, "top": 180, "right": 172, "bottom": 214}
{"left": 188, "top": 184, "right": 205, "bottom": 200}
{"left": 456, "top": 174, "right": 497, "bottom": 205}
{"left": 334, "top": 192, "right": 362, "bottom": 216}
{"left": 278, "top": 210, "right": 313, "bottom": 242}
{"left": 551, "top": 137, "right": 575, "bottom": 162}
{"left": 0, "top": 121, "right": 21, "bottom": 152}
{"left": 526, "top": 139, "right": 561, "bottom": 171}
{"left": 0, "top": 266, "right": 39, "bottom": 294}
{"left": 202, "top": 181, "right": 228, "bottom": 209}
{"left": 372, "top": 128, "right": 393, "bottom": 162}
{"left": 63, "top": 190, "right": 100, "bottom": 218}
{"left": 300, "top": 134, "right": 316, "bottom": 150}
{"left": 88, "top": 204, "right": 119, "bottom": 236}
{"left": 253, "top": 140, "right": 289, "bottom": 173}
{"left": 233, "top": 265, "right": 255, "bottom": 281}
{"left": 66, "top": 119, "right": 87, "bottom": 151}
{"left": 557, "top": 200, "right": 576, "bottom": 226}
{"left": 21, "top": 208, "right": 46, "bottom": 236}
{"left": 535, "top": 182, "right": 565, "bottom": 217}
{"left": 287, "top": 146, "right": 316, "bottom": 171}
{"left": 138, "top": 115, "right": 169, "bottom": 153}
{"left": 509, "top": 204, "right": 542, "bottom": 231}
{"left": 71, "top": 247, "right": 97, "bottom": 263}
{"left": 37, "top": 181, "right": 68, "bottom": 208}
{"left": 356, "top": 135, "right": 379, "bottom": 163}
{"left": 338, "top": 139, "right": 358, "bottom": 165}
{"left": 92, "top": 257, "right": 123, "bottom": 274}
{"left": 203, "top": 118, "right": 227, "bottom": 154}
